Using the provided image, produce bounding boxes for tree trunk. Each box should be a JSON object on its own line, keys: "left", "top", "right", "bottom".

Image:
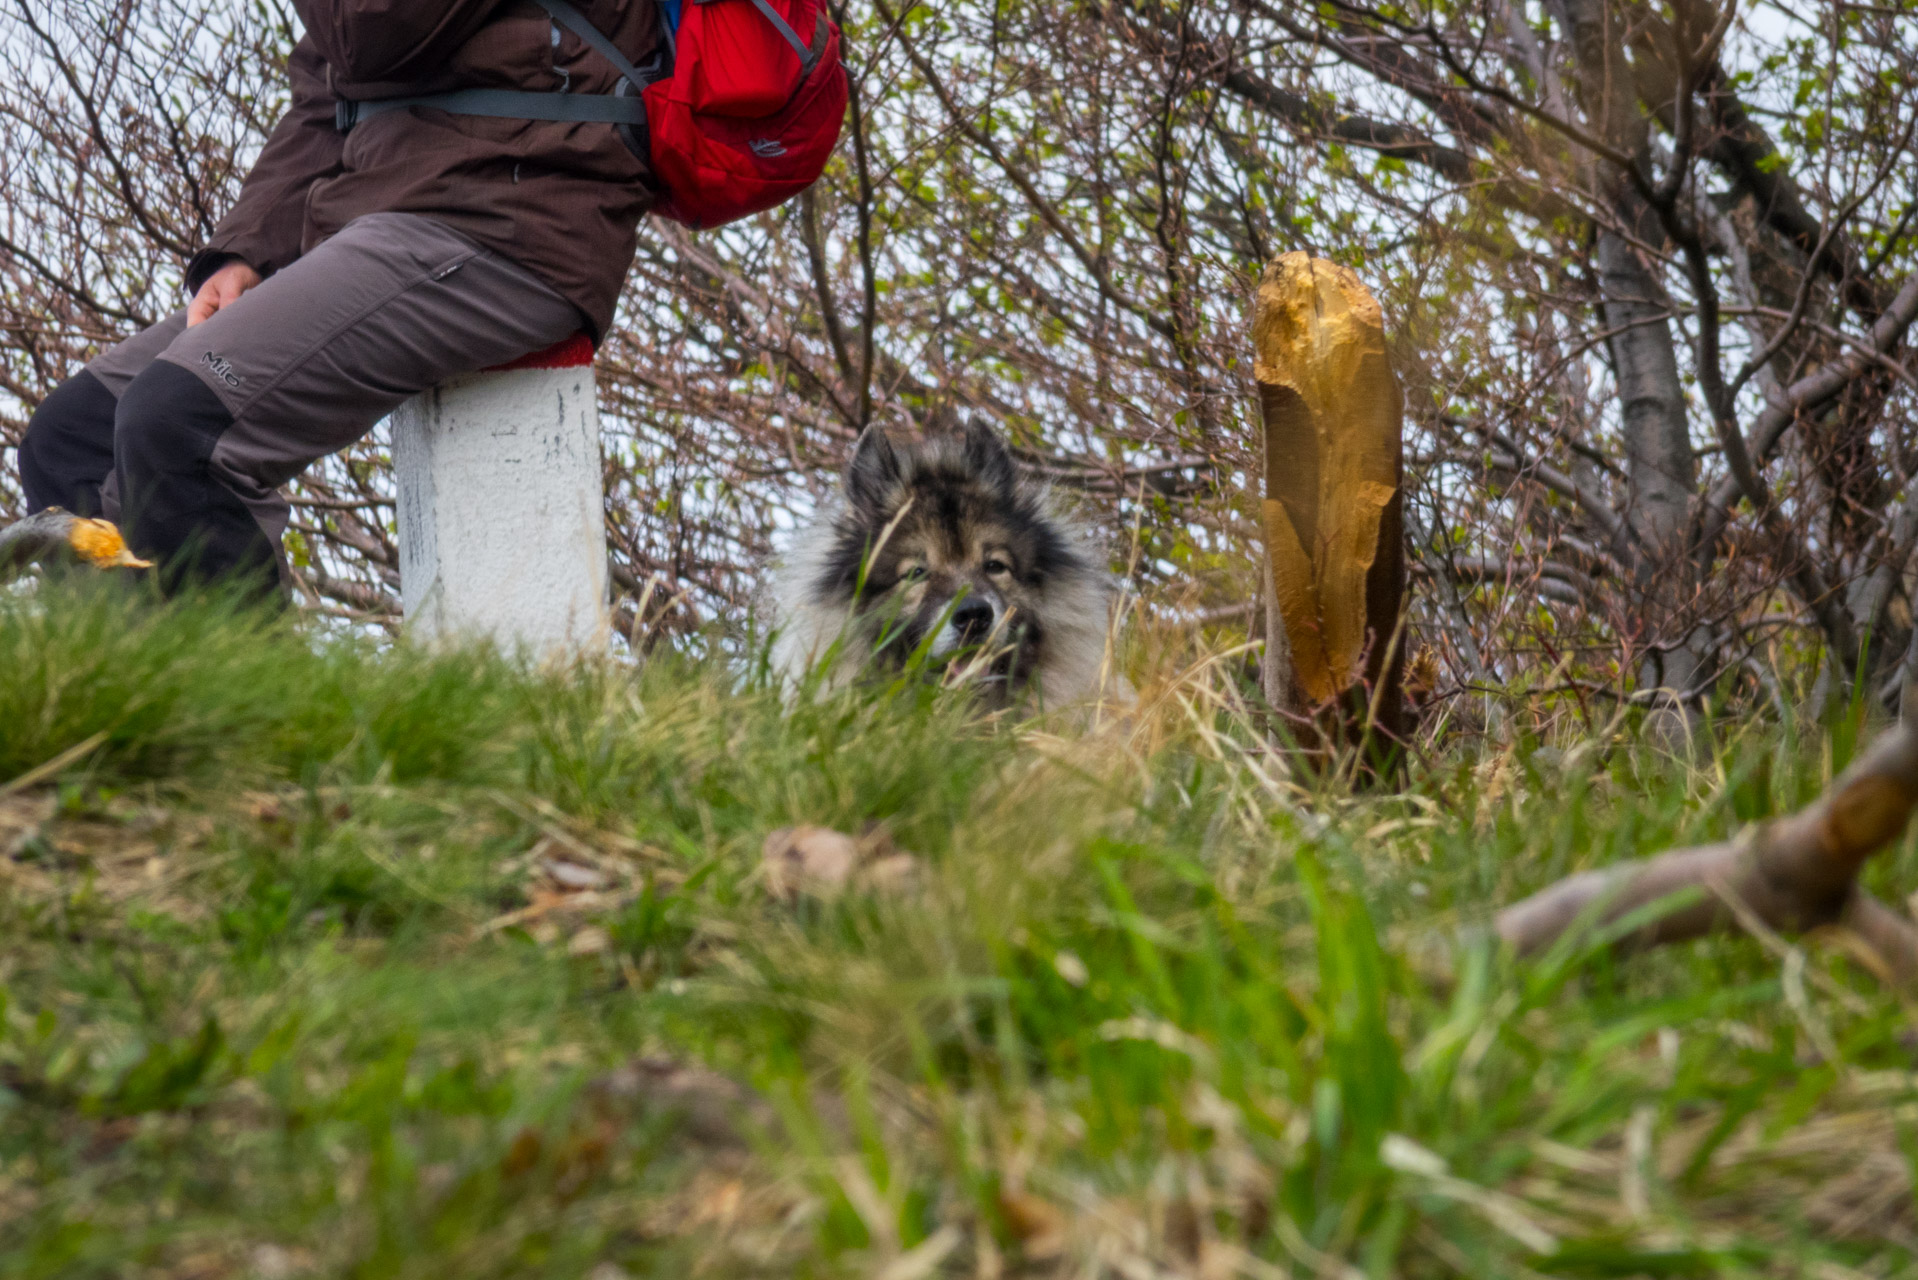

{"left": 1558, "top": 0, "right": 1708, "bottom": 725}
{"left": 1254, "top": 253, "right": 1408, "bottom": 773}
{"left": 1595, "top": 222, "right": 1708, "bottom": 719}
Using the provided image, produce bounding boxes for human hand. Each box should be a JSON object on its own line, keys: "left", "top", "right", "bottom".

{"left": 186, "top": 260, "right": 264, "bottom": 327}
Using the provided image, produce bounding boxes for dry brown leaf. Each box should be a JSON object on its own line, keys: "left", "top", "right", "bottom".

{"left": 246, "top": 792, "right": 289, "bottom": 826}
{"left": 862, "top": 853, "right": 921, "bottom": 895}
{"left": 762, "top": 824, "right": 924, "bottom": 901}
{"left": 543, "top": 858, "right": 609, "bottom": 892}
{"left": 247, "top": 1244, "right": 314, "bottom": 1280}
{"left": 568, "top": 926, "right": 611, "bottom": 957}
{"left": 478, "top": 836, "right": 629, "bottom": 940}
{"left": 997, "top": 1190, "right": 1067, "bottom": 1257}
{"left": 689, "top": 1175, "right": 746, "bottom": 1227}
{"left": 761, "top": 825, "right": 861, "bottom": 898}
{"left": 501, "top": 1127, "right": 544, "bottom": 1178}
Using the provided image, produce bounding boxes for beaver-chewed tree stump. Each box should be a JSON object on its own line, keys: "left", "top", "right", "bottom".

{"left": 1252, "top": 252, "right": 1407, "bottom": 771}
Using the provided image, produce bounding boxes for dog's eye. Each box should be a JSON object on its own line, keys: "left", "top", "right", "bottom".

{"left": 983, "top": 558, "right": 1011, "bottom": 576}
{"left": 899, "top": 564, "right": 927, "bottom": 582}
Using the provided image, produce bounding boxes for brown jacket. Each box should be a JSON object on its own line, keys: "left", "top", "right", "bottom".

{"left": 188, "top": 0, "right": 666, "bottom": 340}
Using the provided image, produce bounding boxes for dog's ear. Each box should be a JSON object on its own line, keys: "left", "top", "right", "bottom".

{"left": 847, "top": 426, "right": 903, "bottom": 515}
{"left": 961, "top": 416, "right": 1017, "bottom": 496}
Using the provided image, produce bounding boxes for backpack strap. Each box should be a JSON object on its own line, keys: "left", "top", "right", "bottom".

{"left": 338, "top": 0, "right": 665, "bottom": 133}
{"left": 335, "top": 0, "right": 823, "bottom": 135}
{"left": 745, "top": 0, "right": 818, "bottom": 74}
{"left": 693, "top": 0, "right": 828, "bottom": 76}
{"left": 337, "top": 88, "right": 649, "bottom": 131}
{"left": 534, "top": 0, "right": 657, "bottom": 91}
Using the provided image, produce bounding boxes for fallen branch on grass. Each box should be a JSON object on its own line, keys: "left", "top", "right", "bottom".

{"left": 1497, "top": 720, "right": 1918, "bottom": 981}
{"left": 0, "top": 507, "right": 150, "bottom": 577}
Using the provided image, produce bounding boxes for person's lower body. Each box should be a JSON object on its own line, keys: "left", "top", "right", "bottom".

{"left": 16, "top": 212, "right": 584, "bottom": 594}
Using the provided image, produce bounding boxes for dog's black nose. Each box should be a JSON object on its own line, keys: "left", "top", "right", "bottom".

{"left": 952, "top": 599, "right": 995, "bottom": 643}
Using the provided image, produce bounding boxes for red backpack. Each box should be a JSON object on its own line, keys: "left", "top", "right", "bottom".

{"left": 646, "top": 0, "right": 849, "bottom": 227}
{"left": 336, "top": 0, "right": 849, "bottom": 231}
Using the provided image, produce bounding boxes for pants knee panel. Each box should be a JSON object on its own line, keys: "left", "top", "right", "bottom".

{"left": 111, "top": 359, "right": 278, "bottom": 590}
{"left": 114, "top": 361, "right": 231, "bottom": 479}
{"left": 18, "top": 371, "right": 117, "bottom": 515}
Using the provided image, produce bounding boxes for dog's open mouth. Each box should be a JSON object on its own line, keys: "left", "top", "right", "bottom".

{"left": 937, "top": 619, "right": 1039, "bottom": 694}
{"left": 860, "top": 599, "right": 1044, "bottom": 700}
{"left": 940, "top": 655, "right": 1012, "bottom": 687}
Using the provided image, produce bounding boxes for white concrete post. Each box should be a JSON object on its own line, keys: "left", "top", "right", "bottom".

{"left": 393, "top": 334, "right": 610, "bottom": 659}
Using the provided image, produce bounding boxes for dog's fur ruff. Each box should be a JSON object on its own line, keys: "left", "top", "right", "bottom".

{"left": 768, "top": 422, "right": 1118, "bottom": 708}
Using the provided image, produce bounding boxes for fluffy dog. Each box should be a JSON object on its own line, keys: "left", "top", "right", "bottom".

{"left": 768, "top": 421, "right": 1118, "bottom": 708}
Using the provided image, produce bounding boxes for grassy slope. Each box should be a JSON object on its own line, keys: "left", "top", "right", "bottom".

{"left": 2, "top": 584, "right": 1916, "bottom": 1279}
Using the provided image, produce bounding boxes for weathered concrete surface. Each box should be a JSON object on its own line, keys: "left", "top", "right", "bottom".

{"left": 394, "top": 361, "right": 609, "bottom": 659}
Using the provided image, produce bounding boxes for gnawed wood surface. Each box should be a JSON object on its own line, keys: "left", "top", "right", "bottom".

{"left": 0, "top": 508, "right": 149, "bottom": 577}
{"left": 1253, "top": 252, "right": 1406, "bottom": 745}
{"left": 1498, "top": 719, "right": 1918, "bottom": 980}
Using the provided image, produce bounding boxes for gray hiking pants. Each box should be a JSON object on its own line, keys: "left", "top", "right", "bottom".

{"left": 17, "top": 212, "right": 583, "bottom": 588}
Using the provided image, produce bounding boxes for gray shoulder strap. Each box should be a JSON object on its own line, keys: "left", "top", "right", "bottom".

{"left": 692, "top": 0, "right": 822, "bottom": 72}
{"left": 533, "top": 0, "right": 656, "bottom": 90}
{"left": 338, "top": 88, "right": 649, "bottom": 130}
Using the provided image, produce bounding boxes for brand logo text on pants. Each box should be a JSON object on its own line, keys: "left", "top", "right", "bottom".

{"left": 200, "top": 351, "right": 243, "bottom": 388}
